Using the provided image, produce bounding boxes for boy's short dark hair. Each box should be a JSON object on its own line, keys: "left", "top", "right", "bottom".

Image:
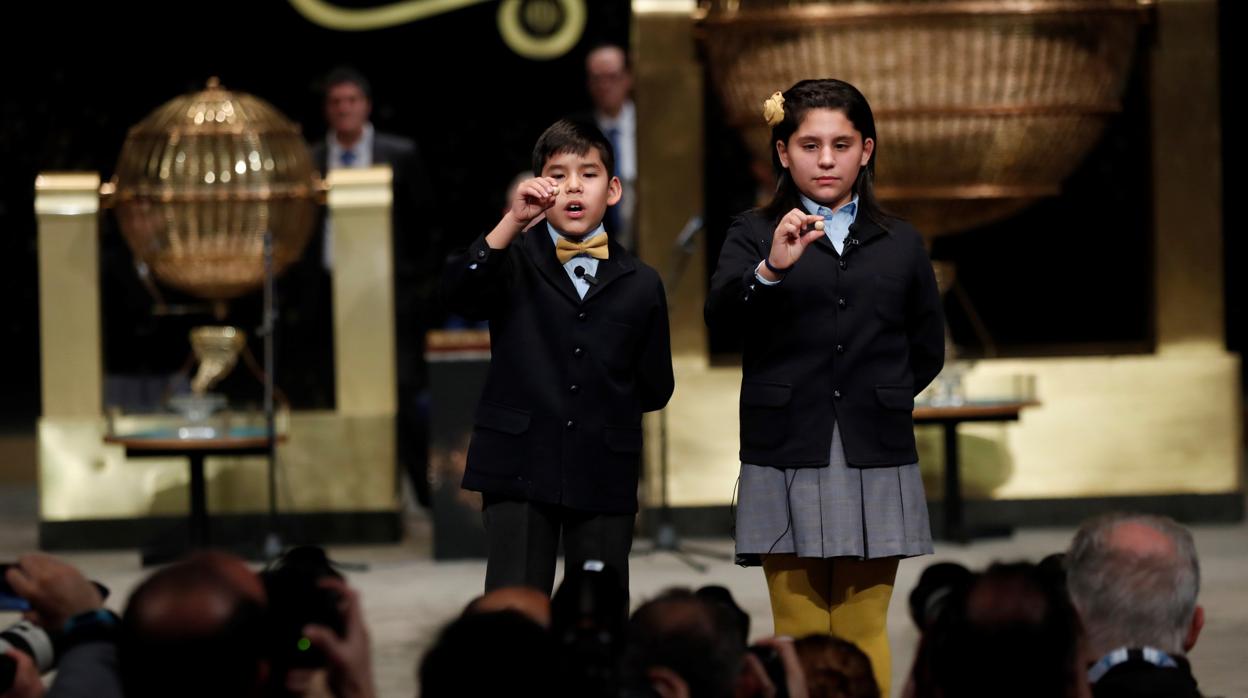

{"left": 532, "top": 118, "right": 616, "bottom": 178}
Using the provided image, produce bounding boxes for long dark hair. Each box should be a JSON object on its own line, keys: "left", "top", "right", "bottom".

{"left": 762, "top": 79, "right": 892, "bottom": 228}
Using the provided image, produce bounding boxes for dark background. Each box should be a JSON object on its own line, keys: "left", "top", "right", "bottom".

{"left": 0, "top": 0, "right": 1239, "bottom": 431}
{"left": 703, "top": 39, "right": 1157, "bottom": 359}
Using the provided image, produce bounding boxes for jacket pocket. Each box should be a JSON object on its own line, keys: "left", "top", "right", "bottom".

{"left": 469, "top": 401, "right": 532, "bottom": 476}
{"left": 874, "top": 385, "right": 914, "bottom": 411}
{"left": 740, "top": 380, "right": 792, "bottom": 450}
{"left": 874, "top": 384, "right": 915, "bottom": 449}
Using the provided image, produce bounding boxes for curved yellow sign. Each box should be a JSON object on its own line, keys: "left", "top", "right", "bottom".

{"left": 288, "top": 0, "right": 586, "bottom": 60}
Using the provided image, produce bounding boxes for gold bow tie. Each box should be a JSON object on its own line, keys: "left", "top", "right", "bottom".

{"left": 555, "top": 234, "right": 610, "bottom": 263}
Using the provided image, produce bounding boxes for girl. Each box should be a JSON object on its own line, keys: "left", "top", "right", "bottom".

{"left": 705, "top": 79, "right": 945, "bottom": 697}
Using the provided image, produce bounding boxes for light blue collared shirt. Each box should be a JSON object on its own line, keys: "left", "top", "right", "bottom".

{"left": 800, "top": 192, "right": 858, "bottom": 254}
{"left": 548, "top": 222, "right": 605, "bottom": 299}
{"left": 755, "top": 194, "right": 859, "bottom": 286}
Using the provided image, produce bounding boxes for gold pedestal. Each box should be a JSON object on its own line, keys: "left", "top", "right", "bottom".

{"left": 34, "top": 168, "right": 400, "bottom": 537}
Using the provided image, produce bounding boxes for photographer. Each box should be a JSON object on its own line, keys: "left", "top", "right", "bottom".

{"left": 119, "top": 552, "right": 270, "bottom": 698}
{"left": 299, "top": 578, "right": 374, "bottom": 698}
{"left": 2, "top": 553, "right": 121, "bottom": 698}
{"left": 122, "top": 550, "right": 374, "bottom": 698}
{"left": 3, "top": 550, "right": 374, "bottom": 698}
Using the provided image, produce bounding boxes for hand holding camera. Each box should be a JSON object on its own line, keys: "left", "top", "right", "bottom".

{"left": 1, "top": 555, "right": 113, "bottom": 696}
{"left": 3, "top": 556, "right": 104, "bottom": 631}
{"left": 301, "top": 578, "right": 373, "bottom": 698}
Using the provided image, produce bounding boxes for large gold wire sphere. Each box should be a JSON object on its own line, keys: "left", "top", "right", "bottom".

{"left": 699, "top": 0, "right": 1151, "bottom": 236}
{"left": 102, "top": 77, "right": 323, "bottom": 299}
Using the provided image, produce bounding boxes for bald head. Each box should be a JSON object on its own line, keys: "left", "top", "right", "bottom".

{"left": 465, "top": 586, "right": 552, "bottom": 628}
{"left": 640, "top": 596, "right": 716, "bottom": 636}
{"left": 1105, "top": 520, "right": 1179, "bottom": 558}
{"left": 120, "top": 552, "right": 268, "bottom": 698}
{"left": 1066, "top": 513, "right": 1201, "bottom": 656}
{"left": 621, "top": 589, "right": 744, "bottom": 698}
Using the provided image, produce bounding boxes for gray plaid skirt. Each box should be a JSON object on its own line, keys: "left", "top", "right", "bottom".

{"left": 734, "top": 422, "right": 933, "bottom": 566}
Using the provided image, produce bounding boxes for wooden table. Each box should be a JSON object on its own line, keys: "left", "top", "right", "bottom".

{"left": 105, "top": 431, "right": 276, "bottom": 561}
{"left": 913, "top": 401, "right": 1039, "bottom": 543}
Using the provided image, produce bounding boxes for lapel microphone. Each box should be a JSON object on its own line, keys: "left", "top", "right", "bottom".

{"left": 574, "top": 265, "right": 599, "bottom": 286}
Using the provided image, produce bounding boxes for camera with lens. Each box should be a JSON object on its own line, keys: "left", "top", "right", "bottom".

{"left": 1, "top": 563, "right": 114, "bottom": 693}
{"left": 0, "top": 610, "right": 118, "bottom": 692}
{"left": 551, "top": 561, "right": 627, "bottom": 696}
{"left": 261, "top": 545, "right": 346, "bottom": 670}
{"left": 0, "top": 620, "right": 56, "bottom": 691}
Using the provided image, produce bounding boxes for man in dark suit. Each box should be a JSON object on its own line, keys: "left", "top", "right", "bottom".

{"left": 441, "top": 119, "right": 673, "bottom": 597}
{"left": 294, "top": 67, "right": 440, "bottom": 505}
{"left": 583, "top": 43, "right": 637, "bottom": 252}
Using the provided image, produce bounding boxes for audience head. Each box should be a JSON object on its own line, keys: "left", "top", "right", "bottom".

{"left": 910, "top": 561, "right": 1087, "bottom": 698}
{"left": 1066, "top": 512, "right": 1203, "bottom": 657}
{"left": 119, "top": 551, "right": 268, "bottom": 698}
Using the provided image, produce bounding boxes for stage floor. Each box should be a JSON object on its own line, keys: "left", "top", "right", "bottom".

{"left": 2, "top": 488, "right": 1244, "bottom": 698}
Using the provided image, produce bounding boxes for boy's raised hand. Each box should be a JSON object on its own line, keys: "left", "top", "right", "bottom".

{"left": 510, "top": 176, "right": 559, "bottom": 225}
{"left": 488, "top": 177, "right": 559, "bottom": 249}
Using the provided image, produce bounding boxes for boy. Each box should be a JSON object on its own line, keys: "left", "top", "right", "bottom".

{"left": 441, "top": 119, "right": 674, "bottom": 596}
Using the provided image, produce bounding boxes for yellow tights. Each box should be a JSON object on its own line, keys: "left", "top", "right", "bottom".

{"left": 762, "top": 554, "right": 900, "bottom": 697}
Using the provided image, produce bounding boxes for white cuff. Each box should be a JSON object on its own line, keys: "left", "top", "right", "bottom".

{"left": 754, "top": 261, "right": 782, "bottom": 286}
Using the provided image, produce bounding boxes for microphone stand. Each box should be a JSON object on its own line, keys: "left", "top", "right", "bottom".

{"left": 633, "top": 216, "right": 732, "bottom": 572}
